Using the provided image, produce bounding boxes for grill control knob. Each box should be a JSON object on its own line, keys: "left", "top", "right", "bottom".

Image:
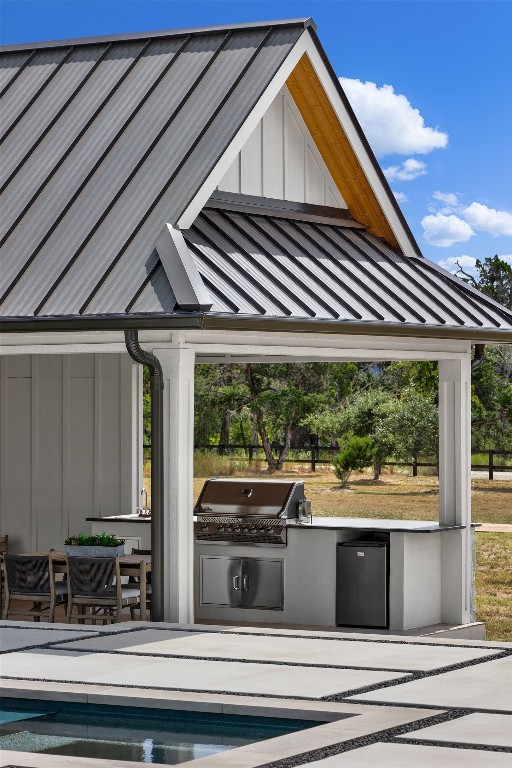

{"left": 201, "top": 524, "right": 209, "bottom": 531}
{"left": 233, "top": 526, "right": 241, "bottom": 532}
{"left": 248, "top": 526, "right": 257, "bottom": 532}
{"left": 265, "top": 526, "right": 273, "bottom": 533}
{"left": 218, "top": 526, "right": 225, "bottom": 532}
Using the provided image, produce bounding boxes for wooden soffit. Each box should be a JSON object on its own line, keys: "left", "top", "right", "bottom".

{"left": 286, "top": 54, "right": 400, "bottom": 251}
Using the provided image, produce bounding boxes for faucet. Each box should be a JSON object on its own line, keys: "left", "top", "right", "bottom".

{"left": 138, "top": 487, "right": 150, "bottom": 516}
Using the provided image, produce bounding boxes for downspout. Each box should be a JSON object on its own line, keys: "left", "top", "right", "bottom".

{"left": 471, "top": 344, "right": 485, "bottom": 370}
{"left": 125, "top": 330, "right": 164, "bottom": 622}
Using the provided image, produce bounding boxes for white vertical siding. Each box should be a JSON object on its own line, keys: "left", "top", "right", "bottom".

{"left": 0, "top": 353, "right": 140, "bottom": 553}
{"left": 218, "top": 85, "right": 347, "bottom": 208}
{"left": 240, "top": 119, "right": 263, "bottom": 196}
{"left": 262, "top": 93, "right": 284, "bottom": 198}
{"left": 284, "top": 99, "right": 306, "bottom": 202}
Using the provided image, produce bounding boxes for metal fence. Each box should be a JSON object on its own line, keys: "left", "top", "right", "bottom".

{"left": 144, "top": 443, "right": 512, "bottom": 479}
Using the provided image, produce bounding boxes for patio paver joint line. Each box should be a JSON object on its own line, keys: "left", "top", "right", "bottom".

{"left": 258, "top": 708, "right": 472, "bottom": 768}
{"left": 387, "top": 737, "right": 512, "bottom": 753}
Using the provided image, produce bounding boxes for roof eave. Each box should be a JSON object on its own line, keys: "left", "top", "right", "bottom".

{"left": 203, "top": 314, "right": 512, "bottom": 343}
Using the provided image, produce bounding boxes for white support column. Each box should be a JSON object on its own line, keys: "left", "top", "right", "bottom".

{"left": 154, "top": 346, "right": 195, "bottom": 623}
{"left": 438, "top": 357, "right": 473, "bottom": 624}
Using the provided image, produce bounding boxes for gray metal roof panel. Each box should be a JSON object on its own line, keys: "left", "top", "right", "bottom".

{"left": 0, "top": 50, "right": 35, "bottom": 93}
{"left": 180, "top": 209, "right": 512, "bottom": 332}
{"left": 0, "top": 44, "right": 110, "bottom": 187}
{"left": 129, "top": 264, "right": 177, "bottom": 315}
{"left": 0, "top": 24, "right": 303, "bottom": 318}
{"left": 0, "top": 48, "right": 71, "bottom": 137}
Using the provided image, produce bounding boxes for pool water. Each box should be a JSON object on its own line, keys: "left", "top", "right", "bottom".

{"left": 0, "top": 700, "right": 320, "bottom": 764}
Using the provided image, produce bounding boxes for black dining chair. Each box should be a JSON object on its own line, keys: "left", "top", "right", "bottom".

{"left": 66, "top": 556, "right": 141, "bottom": 624}
{"left": 2, "top": 554, "right": 67, "bottom": 622}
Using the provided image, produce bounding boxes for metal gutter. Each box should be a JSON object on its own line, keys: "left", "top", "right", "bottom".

{"left": 0, "top": 313, "right": 205, "bottom": 333}
{"left": 1, "top": 312, "right": 510, "bottom": 342}
{"left": 201, "top": 314, "right": 512, "bottom": 343}
{"left": 308, "top": 28, "right": 424, "bottom": 260}
{"left": 0, "top": 18, "right": 316, "bottom": 52}
{"left": 124, "top": 331, "right": 164, "bottom": 622}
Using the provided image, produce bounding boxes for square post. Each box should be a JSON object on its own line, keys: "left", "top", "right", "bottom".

{"left": 438, "top": 357, "right": 473, "bottom": 624}
{"left": 154, "top": 346, "right": 195, "bottom": 623}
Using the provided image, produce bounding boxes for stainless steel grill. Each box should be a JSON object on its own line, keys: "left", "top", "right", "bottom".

{"left": 194, "top": 479, "right": 311, "bottom": 547}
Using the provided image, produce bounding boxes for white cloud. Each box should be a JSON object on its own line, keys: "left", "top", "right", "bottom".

{"left": 339, "top": 78, "right": 448, "bottom": 157}
{"left": 384, "top": 158, "right": 427, "bottom": 181}
{"left": 462, "top": 202, "right": 512, "bottom": 237}
{"left": 393, "top": 191, "right": 408, "bottom": 203}
{"left": 421, "top": 213, "right": 474, "bottom": 247}
{"left": 432, "top": 191, "right": 459, "bottom": 208}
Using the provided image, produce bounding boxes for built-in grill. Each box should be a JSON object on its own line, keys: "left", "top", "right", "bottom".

{"left": 194, "top": 479, "right": 311, "bottom": 547}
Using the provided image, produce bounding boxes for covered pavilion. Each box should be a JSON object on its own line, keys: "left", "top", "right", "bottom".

{"left": 1, "top": 17, "right": 511, "bottom": 628}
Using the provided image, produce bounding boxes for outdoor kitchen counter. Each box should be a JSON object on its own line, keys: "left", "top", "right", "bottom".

{"left": 195, "top": 519, "right": 478, "bottom": 632}
{"left": 295, "top": 517, "right": 471, "bottom": 532}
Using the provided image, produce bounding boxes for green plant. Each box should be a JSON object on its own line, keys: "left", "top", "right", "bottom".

{"left": 65, "top": 532, "right": 125, "bottom": 547}
{"left": 332, "top": 435, "right": 376, "bottom": 487}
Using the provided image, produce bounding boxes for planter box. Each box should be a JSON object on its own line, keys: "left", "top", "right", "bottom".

{"left": 65, "top": 545, "right": 125, "bottom": 558}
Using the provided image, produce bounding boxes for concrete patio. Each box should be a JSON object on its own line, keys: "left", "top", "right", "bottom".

{"left": 1, "top": 620, "right": 510, "bottom": 766}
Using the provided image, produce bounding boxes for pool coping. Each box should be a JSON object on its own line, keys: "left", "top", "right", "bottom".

{"left": 0, "top": 681, "right": 441, "bottom": 768}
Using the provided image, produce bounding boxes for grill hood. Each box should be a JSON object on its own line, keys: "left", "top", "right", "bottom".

{"left": 194, "top": 479, "right": 308, "bottom": 519}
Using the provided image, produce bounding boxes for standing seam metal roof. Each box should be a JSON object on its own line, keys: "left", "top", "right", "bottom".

{"left": 179, "top": 207, "right": 512, "bottom": 332}
{"left": 0, "top": 22, "right": 305, "bottom": 317}
{"left": 1, "top": 20, "right": 511, "bottom": 342}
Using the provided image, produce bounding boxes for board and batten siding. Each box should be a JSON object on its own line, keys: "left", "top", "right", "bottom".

{"left": 0, "top": 353, "right": 141, "bottom": 553}
{"left": 218, "top": 85, "right": 347, "bottom": 208}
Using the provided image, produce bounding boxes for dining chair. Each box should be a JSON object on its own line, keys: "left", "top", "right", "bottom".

{"left": 66, "top": 556, "right": 141, "bottom": 624}
{"left": 131, "top": 548, "right": 151, "bottom": 614}
{"left": 2, "top": 553, "right": 67, "bottom": 622}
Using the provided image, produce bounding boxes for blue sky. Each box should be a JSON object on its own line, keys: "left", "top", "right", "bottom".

{"left": 2, "top": 0, "right": 511, "bottom": 274}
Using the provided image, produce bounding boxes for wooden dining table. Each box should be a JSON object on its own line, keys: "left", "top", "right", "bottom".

{"left": 22, "top": 551, "right": 152, "bottom": 621}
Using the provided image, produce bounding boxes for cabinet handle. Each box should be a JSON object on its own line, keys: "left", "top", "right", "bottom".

{"left": 232, "top": 575, "right": 240, "bottom": 590}
{"left": 242, "top": 575, "right": 249, "bottom": 591}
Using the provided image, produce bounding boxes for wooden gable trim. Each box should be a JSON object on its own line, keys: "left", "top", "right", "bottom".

{"left": 286, "top": 54, "right": 400, "bottom": 251}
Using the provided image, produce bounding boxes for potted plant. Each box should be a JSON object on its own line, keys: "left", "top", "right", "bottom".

{"left": 65, "top": 532, "right": 125, "bottom": 558}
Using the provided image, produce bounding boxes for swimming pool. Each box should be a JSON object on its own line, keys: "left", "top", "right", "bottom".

{"left": 0, "top": 699, "right": 321, "bottom": 764}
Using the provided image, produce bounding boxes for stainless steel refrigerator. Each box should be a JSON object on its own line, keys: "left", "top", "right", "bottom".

{"left": 336, "top": 541, "right": 389, "bottom": 628}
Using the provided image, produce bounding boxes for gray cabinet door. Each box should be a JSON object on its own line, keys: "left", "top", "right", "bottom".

{"left": 200, "top": 556, "right": 284, "bottom": 610}
{"left": 200, "top": 556, "right": 242, "bottom": 607}
{"left": 241, "top": 558, "right": 284, "bottom": 610}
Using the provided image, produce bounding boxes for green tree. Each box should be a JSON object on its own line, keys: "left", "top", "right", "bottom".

{"left": 455, "top": 256, "right": 512, "bottom": 450}
{"left": 377, "top": 388, "right": 439, "bottom": 462}
{"left": 333, "top": 435, "right": 376, "bottom": 487}
{"left": 456, "top": 255, "right": 512, "bottom": 309}
{"left": 245, "top": 362, "right": 346, "bottom": 470}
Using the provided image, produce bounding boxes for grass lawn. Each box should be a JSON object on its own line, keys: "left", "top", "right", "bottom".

{"left": 475, "top": 533, "right": 512, "bottom": 643}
